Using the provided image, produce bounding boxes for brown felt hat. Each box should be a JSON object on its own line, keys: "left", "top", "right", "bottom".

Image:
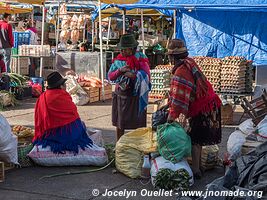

{"left": 167, "top": 39, "right": 188, "bottom": 55}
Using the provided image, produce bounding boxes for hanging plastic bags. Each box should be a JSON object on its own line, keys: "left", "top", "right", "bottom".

{"left": 157, "top": 122, "right": 191, "bottom": 164}
{"left": 115, "top": 127, "right": 157, "bottom": 178}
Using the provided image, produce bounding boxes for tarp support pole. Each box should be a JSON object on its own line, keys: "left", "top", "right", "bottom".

{"left": 91, "top": 20, "right": 94, "bottom": 51}
{"left": 107, "top": 17, "right": 111, "bottom": 48}
{"left": 123, "top": 8, "right": 126, "bottom": 34}
{"left": 99, "top": 0, "right": 105, "bottom": 101}
{"left": 55, "top": 0, "right": 60, "bottom": 54}
{"left": 141, "top": 9, "right": 145, "bottom": 54}
{"left": 173, "top": 9, "right": 177, "bottom": 39}
{"left": 40, "top": 5, "right": 45, "bottom": 78}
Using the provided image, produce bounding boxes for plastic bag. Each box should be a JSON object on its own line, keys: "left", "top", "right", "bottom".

{"left": 0, "top": 114, "right": 18, "bottom": 164}
{"left": 157, "top": 122, "right": 191, "bottom": 163}
{"left": 115, "top": 127, "right": 157, "bottom": 178}
{"left": 87, "top": 128, "right": 104, "bottom": 147}
{"left": 65, "top": 75, "right": 89, "bottom": 106}
{"left": 201, "top": 145, "right": 220, "bottom": 170}
{"left": 256, "top": 116, "right": 267, "bottom": 142}
{"left": 28, "top": 144, "right": 108, "bottom": 167}
{"left": 227, "top": 130, "right": 246, "bottom": 160}
{"left": 150, "top": 156, "right": 194, "bottom": 187}
{"left": 239, "top": 119, "right": 256, "bottom": 135}
{"left": 152, "top": 107, "right": 168, "bottom": 130}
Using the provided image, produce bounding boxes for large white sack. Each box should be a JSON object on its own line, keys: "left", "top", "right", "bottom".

{"left": 227, "top": 130, "right": 246, "bottom": 160}
{"left": 0, "top": 114, "right": 18, "bottom": 164}
{"left": 28, "top": 144, "right": 108, "bottom": 167}
{"left": 150, "top": 156, "right": 194, "bottom": 187}
{"left": 256, "top": 116, "right": 267, "bottom": 142}
{"left": 238, "top": 119, "right": 256, "bottom": 135}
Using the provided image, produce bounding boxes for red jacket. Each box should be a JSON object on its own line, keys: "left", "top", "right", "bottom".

{"left": 0, "top": 20, "right": 14, "bottom": 48}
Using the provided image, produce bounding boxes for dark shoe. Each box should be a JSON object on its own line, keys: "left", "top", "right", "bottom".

{"left": 193, "top": 171, "right": 202, "bottom": 180}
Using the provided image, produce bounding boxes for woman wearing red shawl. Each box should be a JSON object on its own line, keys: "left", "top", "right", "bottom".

{"left": 167, "top": 39, "right": 222, "bottom": 179}
{"left": 108, "top": 34, "right": 150, "bottom": 141}
{"left": 33, "top": 72, "right": 92, "bottom": 154}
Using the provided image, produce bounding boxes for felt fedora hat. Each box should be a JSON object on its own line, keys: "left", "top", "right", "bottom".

{"left": 47, "top": 72, "right": 67, "bottom": 89}
{"left": 167, "top": 39, "right": 188, "bottom": 55}
{"left": 117, "top": 34, "right": 139, "bottom": 49}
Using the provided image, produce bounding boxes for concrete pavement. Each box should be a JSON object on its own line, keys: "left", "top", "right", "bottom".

{"left": 0, "top": 98, "right": 239, "bottom": 200}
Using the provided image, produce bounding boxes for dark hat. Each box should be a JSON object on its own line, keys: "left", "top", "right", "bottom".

{"left": 47, "top": 72, "right": 67, "bottom": 89}
{"left": 167, "top": 39, "right": 188, "bottom": 55}
{"left": 117, "top": 34, "right": 139, "bottom": 49}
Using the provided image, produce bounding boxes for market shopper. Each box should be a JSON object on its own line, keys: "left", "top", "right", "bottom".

{"left": 33, "top": 72, "right": 93, "bottom": 154}
{"left": 0, "top": 53, "right": 10, "bottom": 91}
{"left": 167, "top": 39, "right": 222, "bottom": 179}
{"left": 108, "top": 34, "right": 150, "bottom": 141}
{"left": 23, "top": 20, "right": 39, "bottom": 76}
{"left": 0, "top": 13, "right": 14, "bottom": 72}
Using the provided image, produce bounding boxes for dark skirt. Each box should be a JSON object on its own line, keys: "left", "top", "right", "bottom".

{"left": 188, "top": 108, "right": 221, "bottom": 146}
{"left": 112, "top": 92, "right": 147, "bottom": 130}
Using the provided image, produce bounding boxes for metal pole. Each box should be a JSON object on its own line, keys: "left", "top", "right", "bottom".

{"left": 99, "top": 0, "right": 105, "bottom": 101}
{"left": 173, "top": 9, "right": 177, "bottom": 39}
{"left": 106, "top": 17, "right": 111, "bottom": 48}
{"left": 55, "top": 1, "right": 60, "bottom": 54}
{"left": 91, "top": 19, "right": 94, "bottom": 51}
{"left": 123, "top": 8, "right": 126, "bottom": 34}
{"left": 141, "top": 9, "right": 145, "bottom": 54}
{"left": 40, "top": 5, "right": 45, "bottom": 77}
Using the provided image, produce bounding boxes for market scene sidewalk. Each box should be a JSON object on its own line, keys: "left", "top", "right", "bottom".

{"left": 1, "top": 98, "right": 237, "bottom": 200}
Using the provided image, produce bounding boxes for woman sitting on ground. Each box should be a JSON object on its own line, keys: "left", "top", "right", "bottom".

{"left": 33, "top": 72, "right": 93, "bottom": 154}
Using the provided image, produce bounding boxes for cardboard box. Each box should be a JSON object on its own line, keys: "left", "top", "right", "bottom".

{"left": 221, "top": 104, "right": 234, "bottom": 125}
{"left": 10, "top": 57, "right": 29, "bottom": 75}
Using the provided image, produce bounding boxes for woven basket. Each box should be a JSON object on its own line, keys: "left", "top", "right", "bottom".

{"left": 18, "top": 143, "right": 34, "bottom": 167}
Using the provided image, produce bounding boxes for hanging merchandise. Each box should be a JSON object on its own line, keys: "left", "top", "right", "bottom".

{"left": 77, "top": 15, "right": 85, "bottom": 29}
{"left": 59, "top": 3, "right": 67, "bottom": 17}
{"left": 157, "top": 122, "right": 191, "bottom": 164}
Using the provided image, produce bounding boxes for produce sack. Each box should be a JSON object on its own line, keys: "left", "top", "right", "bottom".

{"left": 28, "top": 144, "right": 108, "bottom": 167}
{"left": 227, "top": 130, "right": 246, "bottom": 161}
{"left": 187, "top": 145, "right": 220, "bottom": 171}
{"left": 152, "top": 107, "right": 168, "bottom": 130}
{"left": 157, "top": 122, "right": 191, "bottom": 163}
{"left": 0, "top": 114, "right": 18, "bottom": 164}
{"left": 238, "top": 119, "right": 256, "bottom": 135}
{"left": 0, "top": 91, "right": 14, "bottom": 107}
{"left": 256, "top": 115, "right": 267, "bottom": 142}
{"left": 151, "top": 156, "right": 194, "bottom": 189}
{"left": 115, "top": 127, "right": 157, "bottom": 178}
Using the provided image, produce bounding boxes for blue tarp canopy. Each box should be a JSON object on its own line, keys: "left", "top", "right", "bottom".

{"left": 94, "top": 0, "right": 267, "bottom": 64}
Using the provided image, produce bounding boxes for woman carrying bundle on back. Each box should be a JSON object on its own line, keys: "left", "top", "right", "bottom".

{"left": 166, "top": 39, "right": 222, "bottom": 179}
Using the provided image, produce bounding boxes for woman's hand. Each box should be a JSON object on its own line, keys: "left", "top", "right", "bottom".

{"left": 119, "top": 66, "right": 131, "bottom": 73}
{"left": 124, "top": 72, "right": 136, "bottom": 79}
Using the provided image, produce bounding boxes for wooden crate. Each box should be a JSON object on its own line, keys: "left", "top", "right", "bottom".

{"left": 10, "top": 57, "right": 29, "bottom": 75}
{"left": 99, "top": 85, "right": 112, "bottom": 101}
{"left": 83, "top": 87, "right": 100, "bottom": 103}
{"left": 0, "top": 162, "right": 4, "bottom": 182}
